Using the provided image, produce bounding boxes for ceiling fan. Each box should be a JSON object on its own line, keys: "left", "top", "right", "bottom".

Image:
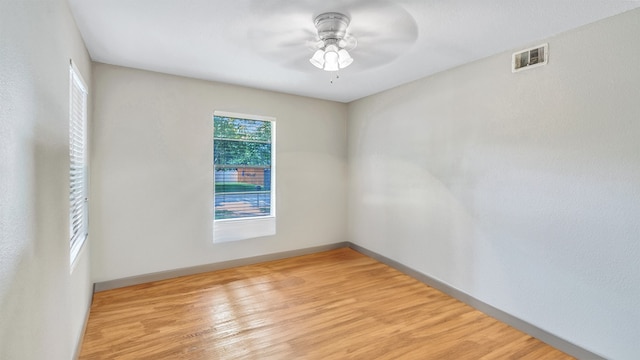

{"left": 308, "top": 12, "right": 358, "bottom": 72}
{"left": 247, "top": 1, "right": 418, "bottom": 76}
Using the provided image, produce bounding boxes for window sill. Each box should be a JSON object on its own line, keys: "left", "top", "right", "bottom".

{"left": 213, "top": 216, "right": 276, "bottom": 243}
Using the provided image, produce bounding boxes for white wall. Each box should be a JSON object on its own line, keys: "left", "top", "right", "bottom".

{"left": 0, "top": 0, "right": 93, "bottom": 359}
{"left": 348, "top": 9, "right": 640, "bottom": 360}
{"left": 91, "top": 63, "right": 348, "bottom": 282}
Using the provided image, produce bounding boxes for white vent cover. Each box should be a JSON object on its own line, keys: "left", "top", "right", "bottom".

{"left": 512, "top": 44, "right": 548, "bottom": 72}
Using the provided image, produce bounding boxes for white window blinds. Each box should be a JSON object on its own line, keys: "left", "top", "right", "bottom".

{"left": 213, "top": 111, "right": 276, "bottom": 243}
{"left": 69, "top": 61, "right": 88, "bottom": 264}
{"left": 214, "top": 113, "right": 275, "bottom": 221}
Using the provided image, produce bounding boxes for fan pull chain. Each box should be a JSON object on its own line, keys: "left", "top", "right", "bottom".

{"left": 330, "top": 71, "right": 340, "bottom": 84}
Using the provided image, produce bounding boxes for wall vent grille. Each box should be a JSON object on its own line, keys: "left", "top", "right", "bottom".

{"left": 512, "top": 44, "right": 548, "bottom": 72}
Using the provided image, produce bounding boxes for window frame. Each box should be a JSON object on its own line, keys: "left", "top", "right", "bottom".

{"left": 69, "top": 60, "right": 89, "bottom": 267}
{"left": 213, "top": 111, "right": 276, "bottom": 243}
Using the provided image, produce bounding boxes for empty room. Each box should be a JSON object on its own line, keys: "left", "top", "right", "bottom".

{"left": 1, "top": 0, "right": 639, "bottom": 359}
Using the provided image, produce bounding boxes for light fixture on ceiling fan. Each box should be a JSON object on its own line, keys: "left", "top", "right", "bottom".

{"left": 309, "top": 12, "right": 357, "bottom": 76}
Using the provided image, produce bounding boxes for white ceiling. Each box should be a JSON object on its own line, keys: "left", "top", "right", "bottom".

{"left": 69, "top": 0, "right": 640, "bottom": 103}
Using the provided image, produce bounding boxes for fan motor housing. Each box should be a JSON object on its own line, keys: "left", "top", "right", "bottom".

{"left": 314, "top": 12, "right": 350, "bottom": 41}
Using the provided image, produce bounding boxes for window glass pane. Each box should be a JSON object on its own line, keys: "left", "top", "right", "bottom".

{"left": 215, "top": 191, "right": 272, "bottom": 220}
{"left": 214, "top": 115, "right": 273, "bottom": 221}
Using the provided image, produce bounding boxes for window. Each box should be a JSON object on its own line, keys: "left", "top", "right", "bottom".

{"left": 69, "top": 60, "right": 88, "bottom": 265}
{"left": 213, "top": 111, "right": 275, "bottom": 242}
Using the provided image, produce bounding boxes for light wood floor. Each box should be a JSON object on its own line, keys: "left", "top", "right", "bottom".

{"left": 79, "top": 248, "right": 573, "bottom": 359}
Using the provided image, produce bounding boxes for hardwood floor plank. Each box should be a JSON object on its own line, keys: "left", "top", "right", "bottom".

{"left": 79, "top": 248, "right": 573, "bottom": 359}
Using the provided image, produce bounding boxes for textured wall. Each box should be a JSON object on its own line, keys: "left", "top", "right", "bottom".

{"left": 348, "top": 9, "right": 640, "bottom": 360}
{"left": 90, "top": 64, "right": 348, "bottom": 282}
{"left": 0, "top": 0, "right": 93, "bottom": 358}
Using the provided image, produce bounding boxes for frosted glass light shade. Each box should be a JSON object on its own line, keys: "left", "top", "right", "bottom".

{"left": 310, "top": 49, "right": 324, "bottom": 69}
{"left": 338, "top": 49, "right": 353, "bottom": 68}
{"left": 309, "top": 43, "right": 354, "bottom": 72}
{"left": 323, "top": 46, "right": 339, "bottom": 71}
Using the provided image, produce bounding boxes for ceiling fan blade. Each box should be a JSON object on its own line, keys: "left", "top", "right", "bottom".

{"left": 349, "top": 16, "right": 417, "bottom": 46}
{"left": 350, "top": 47, "right": 406, "bottom": 68}
{"left": 339, "top": 36, "right": 358, "bottom": 50}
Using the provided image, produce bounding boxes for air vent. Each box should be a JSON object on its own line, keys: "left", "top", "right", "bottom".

{"left": 512, "top": 44, "right": 548, "bottom": 72}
